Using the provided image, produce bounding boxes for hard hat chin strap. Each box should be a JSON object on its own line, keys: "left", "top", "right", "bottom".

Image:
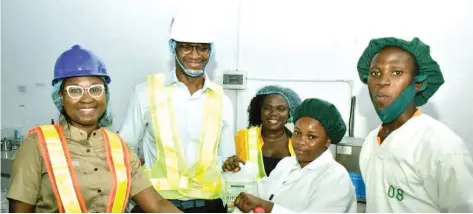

{"left": 169, "top": 39, "right": 212, "bottom": 78}
{"left": 174, "top": 54, "right": 205, "bottom": 78}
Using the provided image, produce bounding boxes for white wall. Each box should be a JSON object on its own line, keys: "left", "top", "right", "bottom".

{"left": 1, "top": 0, "right": 239, "bottom": 134}
{"left": 236, "top": 0, "right": 473, "bottom": 154}
{"left": 1, "top": 0, "right": 473, "bottom": 154}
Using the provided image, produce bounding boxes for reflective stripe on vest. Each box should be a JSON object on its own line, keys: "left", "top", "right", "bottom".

{"left": 246, "top": 126, "right": 296, "bottom": 179}
{"left": 146, "top": 73, "right": 223, "bottom": 199}
{"left": 31, "top": 124, "right": 131, "bottom": 213}
{"left": 246, "top": 127, "right": 266, "bottom": 179}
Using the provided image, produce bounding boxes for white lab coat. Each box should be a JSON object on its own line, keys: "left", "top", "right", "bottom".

{"left": 360, "top": 113, "right": 473, "bottom": 212}
{"left": 257, "top": 151, "right": 357, "bottom": 213}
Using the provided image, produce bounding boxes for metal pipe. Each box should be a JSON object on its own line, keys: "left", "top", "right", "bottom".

{"left": 246, "top": 77, "right": 354, "bottom": 95}
{"left": 349, "top": 96, "right": 356, "bottom": 137}
{"left": 247, "top": 77, "right": 356, "bottom": 135}
{"left": 246, "top": 77, "right": 353, "bottom": 84}
{"left": 235, "top": 0, "right": 242, "bottom": 71}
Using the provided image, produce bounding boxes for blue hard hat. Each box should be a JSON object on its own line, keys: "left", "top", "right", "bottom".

{"left": 52, "top": 45, "right": 111, "bottom": 86}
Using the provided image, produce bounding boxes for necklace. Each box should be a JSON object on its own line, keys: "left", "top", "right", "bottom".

{"left": 261, "top": 133, "right": 286, "bottom": 142}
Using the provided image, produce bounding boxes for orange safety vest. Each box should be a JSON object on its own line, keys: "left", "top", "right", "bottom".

{"left": 29, "top": 124, "right": 131, "bottom": 213}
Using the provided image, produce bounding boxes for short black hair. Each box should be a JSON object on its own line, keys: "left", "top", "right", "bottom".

{"left": 247, "top": 94, "right": 266, "bottom": 128}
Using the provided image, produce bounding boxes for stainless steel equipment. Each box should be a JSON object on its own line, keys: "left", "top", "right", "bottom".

{"left": 336, "top": 137, "right": 364, "bottom": 172}
{"left": 1, "top": 139, "right": 11, "bottom": 152}
{"left": 335, "top": 96, "right": 366, "bottom": 202}
{"left": 10, "top": 139, "right": 20, "bottom": 150}
{"left": 336, "top": 137, "right": 365, "bottom": 201}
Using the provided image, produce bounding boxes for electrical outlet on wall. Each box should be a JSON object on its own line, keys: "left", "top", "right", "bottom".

{"left": 222, "top": 70, "right": 247, "bottom": 90}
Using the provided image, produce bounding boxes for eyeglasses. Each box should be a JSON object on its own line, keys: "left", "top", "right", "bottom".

{"left": 176, "top": 43, "right": 211, "bottom": 55}
{"left": 65, "top": 84, "right": 105, "bottom": 100}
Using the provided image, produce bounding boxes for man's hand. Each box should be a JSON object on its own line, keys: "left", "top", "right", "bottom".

{"left": 222, "top": 155, "right": 245, "bottom": 172}
{"left": 132, "top": 187, "right": 182, "bottom": 213}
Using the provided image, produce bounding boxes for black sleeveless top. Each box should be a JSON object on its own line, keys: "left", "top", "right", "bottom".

{"left": 262, "top": 156, "right": 284, "bottom": 176}
{"left": 261, "top": 128, "right": 293, "bottom": 176}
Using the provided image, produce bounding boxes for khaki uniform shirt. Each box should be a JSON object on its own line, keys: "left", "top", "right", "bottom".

{"left": 7, "top": 123, "right": 152, "bottom": 213}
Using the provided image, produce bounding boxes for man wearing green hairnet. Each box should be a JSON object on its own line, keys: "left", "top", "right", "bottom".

{"left": 357, "top": 37, "right": 473, "bottom": 212}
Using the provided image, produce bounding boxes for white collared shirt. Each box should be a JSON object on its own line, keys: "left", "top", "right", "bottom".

{"left": 258, "top": 151, "right": 357, "bottom": 213}
{"left": 360, "top": 113, "right": 473, "bottom": 212}
{"left": 119, "top": 70, "right": 235, "bottom": 176}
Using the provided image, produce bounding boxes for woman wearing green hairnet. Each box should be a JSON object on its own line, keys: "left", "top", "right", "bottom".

{"left": 229, "top": 98, "right": 357, "bottom": 213}
{"left": 222, "top": 85, "right": 301, "bottom": 178}
{"left": 357, "top": 37, "right": 473, "bottom": 212}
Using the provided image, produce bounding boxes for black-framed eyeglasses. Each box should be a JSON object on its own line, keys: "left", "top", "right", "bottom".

{"left": 176, "top": 42, "right": 211, "bottom": 55}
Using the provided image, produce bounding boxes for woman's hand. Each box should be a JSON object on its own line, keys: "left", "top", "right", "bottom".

{"left": 9, "top": 199, "right": 34, "bottom": 213}
{"left": 232, "top": 192, "right": 273, "bottom": 213}
{"left": 222, "top": 155, "right": 245, "bottom": 172}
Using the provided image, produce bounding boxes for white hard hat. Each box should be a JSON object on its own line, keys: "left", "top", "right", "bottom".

{"left": 169, "top": 7, "right": 215, "bottom": 44}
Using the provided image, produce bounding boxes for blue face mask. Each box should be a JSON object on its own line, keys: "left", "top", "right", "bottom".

{"left": 372, "top": 75, "right": 427, "bottom": 123}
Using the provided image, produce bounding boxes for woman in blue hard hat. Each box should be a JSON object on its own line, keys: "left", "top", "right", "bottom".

{"left": 222, "top": 85, "right": 301, "bottom": 179}
{"left": 7, "top": 45, "right": 181, "bottom": 213}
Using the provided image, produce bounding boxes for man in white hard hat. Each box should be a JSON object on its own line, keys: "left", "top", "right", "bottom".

{"left": 119, "top": 9, "right": 235, "bottom": 213}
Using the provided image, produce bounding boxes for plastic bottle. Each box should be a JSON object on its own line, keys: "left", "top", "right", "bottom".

{"left": 222, "top": 162, "right": 259, "bottom": 213}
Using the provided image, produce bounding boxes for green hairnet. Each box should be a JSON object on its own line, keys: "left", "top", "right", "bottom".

{"left": 292, "top": 98, "right": 346, "bottom": 144}
{"left": 357, "top": 37, "right": 444, "bottom": 107}
{"left": 256, "top": 85, "right": 302, "bottom": 121}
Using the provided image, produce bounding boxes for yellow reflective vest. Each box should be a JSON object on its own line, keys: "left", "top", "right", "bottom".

{"left": 235, "top": 126, "right": 295, "bottom": 179}
{"left": 145, "top": 73, "right": 224, "bottom": 199}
